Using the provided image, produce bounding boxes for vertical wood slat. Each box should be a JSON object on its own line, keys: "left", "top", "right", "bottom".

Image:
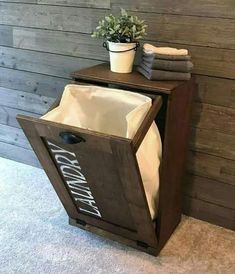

{"left": 157, "top": 80, "right": 194, "bottom": 249}
{"left": 111, "top": 140, "right": 157, "bottom": 246}
{"left": 17, "top": 115, "right": 80, "bottom": 220}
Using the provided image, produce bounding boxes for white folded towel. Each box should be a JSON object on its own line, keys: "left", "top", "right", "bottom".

{"left": 143, "top": 43, "right": 188, "bottom": 56}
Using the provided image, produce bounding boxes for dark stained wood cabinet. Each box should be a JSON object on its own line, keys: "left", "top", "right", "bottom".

{"left": 17, "top": 63, "right": 194, "bottom": 255}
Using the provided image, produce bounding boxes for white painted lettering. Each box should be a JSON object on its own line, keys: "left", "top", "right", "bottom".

{"left": 47, "top": 140, "right": 102, "bottom": 218}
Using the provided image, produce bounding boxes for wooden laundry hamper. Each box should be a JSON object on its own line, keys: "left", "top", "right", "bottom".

{"left": 17, "top": 63, "right": 194, "bottom": 256}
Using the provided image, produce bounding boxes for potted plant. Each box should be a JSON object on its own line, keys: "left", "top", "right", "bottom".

{"left": 92, "top": 9, "right": 147, "bottom": 73}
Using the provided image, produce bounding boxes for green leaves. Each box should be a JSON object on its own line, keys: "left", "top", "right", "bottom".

{"left": 91, "top": 8, "right": 147, "bottom": 43}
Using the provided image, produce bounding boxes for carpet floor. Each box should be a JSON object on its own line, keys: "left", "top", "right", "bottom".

{"left": 0, "top": 156, "right": 234, "bottom": 274}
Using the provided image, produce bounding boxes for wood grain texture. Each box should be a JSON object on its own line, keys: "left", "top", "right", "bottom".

{"left": 2, "top": 25, "right": 234, "bottom": 79}
{"left": 0, "top": 0, "right": 110, "bottom": 8}
{"left": 3, "top": 4, "right": 235, "bottom": 49}
{"left": 112, "top": 0, "right": 235, "bottom": 18}
{"left": 17, "top": 113, "right": 159, "bottom": 250}
{"left": 194, "top": 76, "right": 235, "bottom": 108}
{"left": 17, "top": 115, "right": 81, "bottom": 220}
{"left": 132, "top": 96, "right": 162, "bottom": 152}
{"left": 0, "top": 67, "right": 68, "bottom": 97}
{"left": 188, "top": 150, "right": 235, "bottom": 187}
{"left": 0, "top": 124, "right": 31, "bottom": 150}
{"left": 157, "top": 80, "right": 194, "bottom": 250}
{"left": 192, "top": 103, "right": 235, "bottom": 135}
{"left": 190, "top": 128, "right": 235, "bottom": 161}
{"left": 0, "top": 141, "right": 40, "bottom": 167}
{"left": 183, "top": 196, "right": 235, "bottom": 230}
{"left": 0, "top": 25, "right": 13, "bottom": 46}
{"left": 12, "top": 27, "right": 108, "bottom": 61}
{"left": 2, "top": 106, "right": 40, "bottom": 128}
{"left": 135, "top": 13, "right": 235, "bottom": 50}
{"left": 72, "top": 63, "right": 182, "bottom": 94}
{"left": 0, "top": 3, "right": 107, "bottom": 33}
{"left": 69, "top": 217, "right": 158, "bottom": 255}
{"left": 1, "top": 48, "right": 234, "bottom": 107}
{"left": 0, "top": 86, "right": 55, "bottom": 114}
{"left": 184, "top": 174, "right": 235, "bottom": 210}
{"left": 0, "top": 46, "right": 101, "bottom": 78}
{"left": 0, "top": 0, "right": 37, "bottom": 3}
{"left": 0, "top": 106, "right": 8, "bottom": 125}
{"left": 38, "top": 0, "right": 110, "bottom": 9}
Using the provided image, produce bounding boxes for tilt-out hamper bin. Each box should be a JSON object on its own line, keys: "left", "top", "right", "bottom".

{"left": 17, "top": 63, "right": 195, "bottom": 256}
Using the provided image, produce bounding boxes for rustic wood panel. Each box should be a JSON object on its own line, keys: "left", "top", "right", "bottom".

{"left": 2, "top": 106, "right": 40, "bottom": 128}
{"left": 0, "top": 0, "right": 110, "bottom": 8}
{"left": 112, "top": 0, "right": 235, "bottom": 18}
{"left": 190, "top": 128, "right": 235, "bottom": 161}
{"left": 136, "top": 13, "right": 235, "bottom": 50}
{"left": 0, "top": 3, "right": 106, "bottom": 33}
{"left": 0, "top": 25, "right": 13, "bottom": 46}
{"left": 0, "top": 141, "right": 40, "bottom": 167}
{"left": 0, "top": 67, "right": 68, "bottom": 97}
{"left": 184, "top": 174, "right": 235, "bottom": 210}
{"left": 188, "top": 151, "right": 235, "bottom": 186}
{"left": 0, "top": 0, "right": 37, "bottom": 3}
{"left": 1, "top": 49, "right": 235, "bottom": 108}
{"left": 0, "top": 124, "right": 31, "bottom": 150}
{"left": 192, "top": 103, "right": 235, "bottom": 135}
{"left": 38, "top": 0, "right": 110, "bottom": 9}
{"left": 11, "top": 27, "right": 108, "bottom": 61}
{"left": 194, "top": 75, "right": 235, "bottom": 108}
{"left": 2, "top": 4, "right": 235, "bottom": 49}
{"left": 0, "top": 86, "right": 55, "bottom": 114}
{"left": 183, "top": 196, "right": 235, "bottom": 230}
{"left": 0, "top": 46, "right": 101, "bottom": 78}
{"left": 0, "top": 106, "right": 8, "bottom": 125}
{"left": 1, "top": 25, "right": 234, "bottom": 79}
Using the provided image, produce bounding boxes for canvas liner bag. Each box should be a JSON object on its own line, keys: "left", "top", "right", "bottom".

{"left": 41, "top": 85, "right": 162, "bottom": 219}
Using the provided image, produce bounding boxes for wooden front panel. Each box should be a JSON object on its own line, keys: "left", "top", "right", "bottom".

{"left": 17, "top": 115, "right": 158, "bottom": 246}
{"left": 43, "top": 136, "right": 135, "bottom": 230}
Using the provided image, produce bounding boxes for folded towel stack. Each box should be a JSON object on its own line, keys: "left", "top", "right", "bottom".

{"left": 137, "top": 43, "right": 193, "bottom": 81}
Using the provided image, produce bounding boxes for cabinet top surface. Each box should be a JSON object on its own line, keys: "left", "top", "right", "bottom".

{"left": 72, "top": 63, "right": 189, "bottom": 95}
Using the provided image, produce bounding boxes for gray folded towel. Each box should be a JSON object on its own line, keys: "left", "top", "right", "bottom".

{"left": 137, "top": 64, "right": 191, "bottom": 81}
{"left": 143, "top": 51, "right": 191, "bottom": 61}
{"left": 142, "top": 59, "right": 194, "bottom": 73}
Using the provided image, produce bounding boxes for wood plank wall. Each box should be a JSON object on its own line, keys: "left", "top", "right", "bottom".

{"left": 0, "top": 0, "right": 234, "bottom": 230}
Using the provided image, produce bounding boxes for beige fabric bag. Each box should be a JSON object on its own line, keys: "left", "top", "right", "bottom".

{"left": 41, "top": 85, "right": 162, "bottom": 219}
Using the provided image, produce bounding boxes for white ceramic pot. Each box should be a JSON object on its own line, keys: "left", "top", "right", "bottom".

{"left": 107, "top": 41, "right": 138, "bottom": 73}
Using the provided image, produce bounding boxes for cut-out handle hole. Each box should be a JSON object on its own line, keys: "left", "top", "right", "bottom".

{"left": 59, "top": 132, "right": 86, "bottom": 144}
